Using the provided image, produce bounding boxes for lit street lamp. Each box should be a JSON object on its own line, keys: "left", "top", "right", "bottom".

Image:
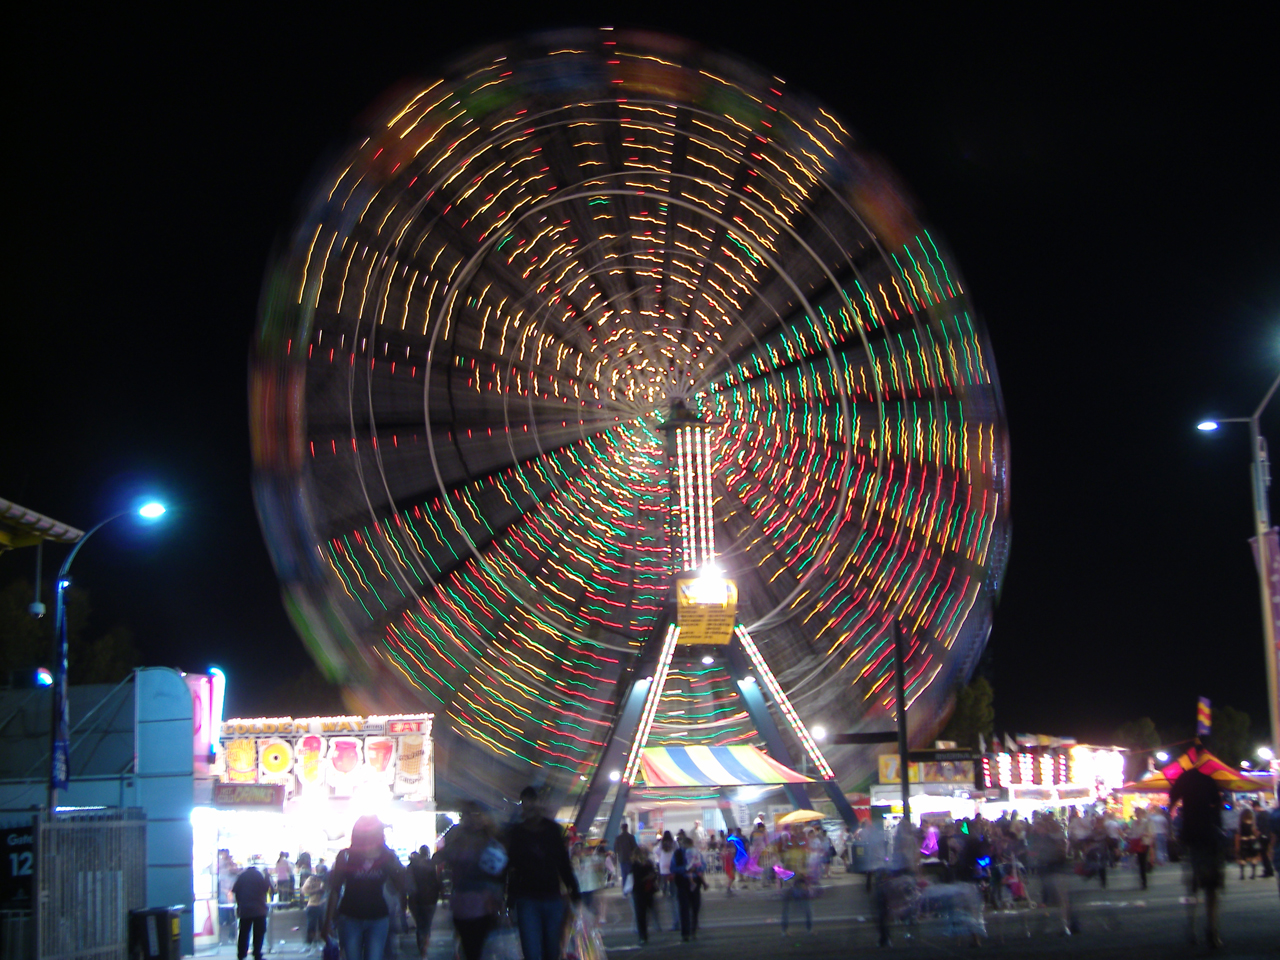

{"left": 49, "top": 501, "right": 166, "bottom": 813}
{"left": 1198, "top": 369, "right": 1280, "bottom": 790}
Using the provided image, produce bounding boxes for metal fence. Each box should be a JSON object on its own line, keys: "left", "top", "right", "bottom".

{"left": 34, "top": 808, "right": 146, "bottom": 960}
{"left": 2, "top": 907, "right": 35, "bottom": 960}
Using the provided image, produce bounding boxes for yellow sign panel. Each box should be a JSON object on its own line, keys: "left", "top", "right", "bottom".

{"left": 878, "top": 754, "right": 975, "bottom": 784}
{"left": 676, "top": 577, "right": 737, "bottom": 645}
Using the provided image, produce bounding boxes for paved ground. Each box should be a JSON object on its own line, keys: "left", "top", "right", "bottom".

{"left": 202, "top": 861, "right": 1279, "bottom": 959}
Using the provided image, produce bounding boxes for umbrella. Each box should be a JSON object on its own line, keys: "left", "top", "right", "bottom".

{"left": 777, "top": 809, "right": 825, "bottom": 825}
{"left": 1118, "top": 747, "right": 1274, "bottom": 794}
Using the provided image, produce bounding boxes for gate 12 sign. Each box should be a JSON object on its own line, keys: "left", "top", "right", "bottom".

{"left": 1, "top": 825, "right": 35, "bottom": 907}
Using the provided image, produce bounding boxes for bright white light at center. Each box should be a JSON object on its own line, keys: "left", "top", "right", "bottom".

{"left": 688, "top": 575, "right": 728, "bottom": 604}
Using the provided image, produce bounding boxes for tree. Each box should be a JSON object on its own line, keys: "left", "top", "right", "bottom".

{"left": 939, "top": 677, "right": 995, "bottom": 750}
{"left": 69, "top": 625, "right": 141, "bottom": 685}
{"left": 0, "top": 578, "right": 141, "bottom": 685}
{"left": 1112, "top": 717, "right": 1162, "bottom": 781}
{"left": 1207, "top": 705, "right": 1250, "bottom": 768}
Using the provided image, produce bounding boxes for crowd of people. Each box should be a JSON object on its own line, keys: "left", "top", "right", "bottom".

{"left": 216, "top": 786, "right": 1277, "bottom": 960}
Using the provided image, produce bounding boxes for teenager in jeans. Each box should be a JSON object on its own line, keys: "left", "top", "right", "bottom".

{"left": 504, "top": 787, "right": 581, "bottom": 960}
{"left": 323, "top": 815, "right": 407, "bottom": 960}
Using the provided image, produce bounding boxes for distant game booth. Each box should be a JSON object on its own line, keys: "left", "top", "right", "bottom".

{"left": 193, "top": 713, "right": 434, "bottom": 950}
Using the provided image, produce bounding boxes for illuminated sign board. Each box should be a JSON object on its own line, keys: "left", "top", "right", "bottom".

{"left": 676, "top": 577, "right": 737, "bottom": 645}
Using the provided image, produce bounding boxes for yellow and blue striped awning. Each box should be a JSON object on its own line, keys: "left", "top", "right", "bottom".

{"left": 638, "top": 745, "right": 813, "bottom": 787}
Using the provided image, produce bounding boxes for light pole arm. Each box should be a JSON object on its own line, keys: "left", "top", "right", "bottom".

{"left": 56, "top": 511, "right": 127, "bottom": 582}
{"left": 1252, "top": 370, "right": 1280, "bottom": 423}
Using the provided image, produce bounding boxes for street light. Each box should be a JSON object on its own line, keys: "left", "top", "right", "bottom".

{"left": 49, "top": 500, "right": 167, "bottom": 813}
{"left": 1199, "top": 369, "right": 1280, "bottom": 792}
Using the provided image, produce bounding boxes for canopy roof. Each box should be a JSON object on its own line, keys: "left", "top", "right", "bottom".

{"left": 638, "top": 745, "right": 813, "bottom": 787}
{"left": 0, "top": 497, "right": 83, "bottom": 550}
{"left": 1120, "top": 747, "right": 1274, "bottom": 793}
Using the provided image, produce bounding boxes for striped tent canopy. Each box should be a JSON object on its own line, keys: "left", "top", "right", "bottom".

{"left": 1120, "top": 747, "right": 1274, "bottom": 793}
{"left": 638, "top": 745, "right": 813, "bottom": 787}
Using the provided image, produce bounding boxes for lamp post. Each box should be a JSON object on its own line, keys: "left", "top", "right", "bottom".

{"left": 48, "top": 501, "right": 166, "bottom": 814}
{"left": 1198, "top": 369, "right": 1280, "bottom": 791}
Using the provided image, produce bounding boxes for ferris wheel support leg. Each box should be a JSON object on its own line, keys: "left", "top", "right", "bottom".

{"left": 574, "top": 673, "right": 653, "bottom": 841}
{"left": 725, "top": 638, "right": 812, "bottom": 810}
{"left": 818, "top": 779, "right": 861, "bottom": 830}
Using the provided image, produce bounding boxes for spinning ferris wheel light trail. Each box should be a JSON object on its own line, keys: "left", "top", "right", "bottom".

{"left": 251, "top": 27, "right": 1010, "bottom": 803}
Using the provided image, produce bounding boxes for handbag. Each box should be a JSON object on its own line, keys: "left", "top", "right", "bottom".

{"left": 322, "top": 937, "right": 340, "bottom": 960}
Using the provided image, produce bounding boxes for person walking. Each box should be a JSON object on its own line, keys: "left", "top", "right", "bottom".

{"left": 504, "top": 786, "right": 581, "bottom": 960}
{"left": 1168, "top": 765, "right": 1224, "bottom": 948}
{"left": 301, "top": 869, "right": 328, "bottom": 955}
{"left": 1253, "top": 799, "right": 1274, "bottom": 880}
{"left": 613, "top": 822, "right": 638, "bottom": 893}
{"left": 232, "top": 860, "right": 272, "bottom": 960}
{"left": 572, "top": 841, "right": 604, "bottom": 916}
{"left": 408, "top": 847, "right": 441, "bottom": 959}
{"left": 275, "top": 852, "right": 296, "bottom": 907}
{"left": 438, "top": 802, "right": 506, "bottom": 960}
{"left": 323, "top": 815, "right": 408, "bottom": 960}
{"left": 628, "top": 846, "right": 658, "bottom": 944}
{"left": 1235, "top": 806, "right": 1261, "bottom": 880}
{"left": 655, "top": 831, "right": 678, "bottom": 930}
{"left": 671, "top": 834, "right": 703, "bottom": 941}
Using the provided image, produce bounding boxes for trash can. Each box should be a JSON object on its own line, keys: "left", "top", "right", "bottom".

{"left": 129, "top": 906, "right": 182, "bottom": 960}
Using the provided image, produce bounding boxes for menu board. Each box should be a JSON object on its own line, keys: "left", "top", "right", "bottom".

{"left": 217, "top": 715, "right": 432, "bottom": 800}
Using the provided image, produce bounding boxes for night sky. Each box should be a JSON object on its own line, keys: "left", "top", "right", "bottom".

{"left": 4, "top": 8, "right": 1276, "bottom": 749}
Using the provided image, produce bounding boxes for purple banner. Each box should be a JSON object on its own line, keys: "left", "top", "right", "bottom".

{"left": 1248, "top": 527, "right": 1280, "bottom": 648}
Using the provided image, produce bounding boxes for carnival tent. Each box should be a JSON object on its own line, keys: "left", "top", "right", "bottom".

{"left": 637, "top": 745, "right": 814, "bottom": 787}
{"left": 1119, "top": 747, "right": 1274, "bottom": 793}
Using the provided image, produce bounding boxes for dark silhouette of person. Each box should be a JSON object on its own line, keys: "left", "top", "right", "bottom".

{"left": 1169, "top": 765, "right": 1224, "bottom": 948}
{"left": 504, "top": 786, "right": 580, "bottom": 960}
{"left": 231, "top": 862, "right": 272, "bottom": 960}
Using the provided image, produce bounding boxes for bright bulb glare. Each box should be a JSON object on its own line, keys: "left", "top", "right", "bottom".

{"left": 701, "top": 655, "right": 714, "bottom": 665}
{"left": 1259, "top": 746, "right": 1275, "bottom": 761}
{"left": 608, "top": 770, "right": 621, "bottom": 782}
{"left": 1156, "top": 751, "right": 1169, "bottom": 762}
{"left": 138, "top": 502, "right": 166, "bottom": 518}
{"left": 35, "top": 668, "right": 53, "bottom": 687}
{"left": 688, "top": 576, "right": 728, "bottom": 604}
{"left": 811, "top": 725, "right": 827, "bottom": 741}
{"left": 1196, "top": 421, "right": 1219, "bottom": 432}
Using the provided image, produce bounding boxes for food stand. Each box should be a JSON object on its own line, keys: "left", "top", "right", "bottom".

{"left": 192, "top": 714, "right": 434, "bottom": 949}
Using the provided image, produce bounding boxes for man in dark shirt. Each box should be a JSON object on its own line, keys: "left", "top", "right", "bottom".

{"left": 504, "top": 786, "right": 581, "bottom": 960}
{"left": 231, "top": 862, "right": 272, "bottom": 960}
{"left": 613, "top": 823, "right": 638, "bottom": 891}
{"left": 1169, "top": 766, "right": 1223, "bottom": 947}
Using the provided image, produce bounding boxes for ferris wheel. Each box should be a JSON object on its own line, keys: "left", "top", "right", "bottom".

{"left": 251, "top": 28, "right": 1010, "bottom": 802}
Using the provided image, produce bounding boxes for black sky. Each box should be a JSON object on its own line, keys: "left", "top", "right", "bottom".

{"left": 4, "top": 7, "right": 1277, "bottom": 747}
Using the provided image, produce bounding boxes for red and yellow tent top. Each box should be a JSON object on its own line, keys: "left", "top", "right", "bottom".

{"left": 1120, "top": 747, "right": 1274, "bottom": 793}
{"left": 638, "top": 745, "right": 813, "bottom": 787}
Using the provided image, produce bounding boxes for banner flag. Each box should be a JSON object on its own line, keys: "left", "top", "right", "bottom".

{"left": 1248, "top": 527, "right": 1280, "bottom": 667}
{"left": 1196, "top": 697, "right": 1211, "bottom": 737}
